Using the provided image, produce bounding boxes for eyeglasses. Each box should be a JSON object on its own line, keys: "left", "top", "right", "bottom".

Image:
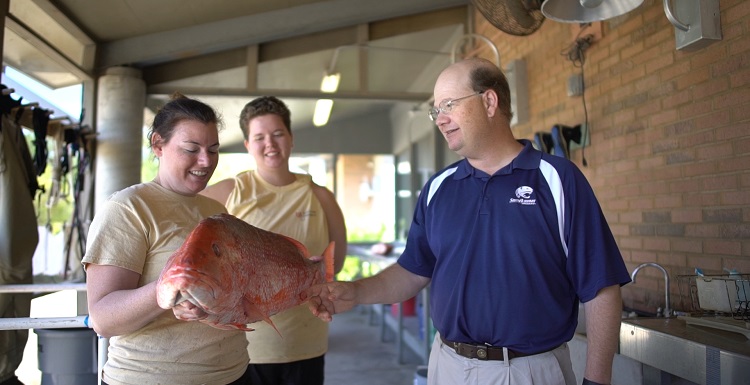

{"left": 428, "top": 91, "right": 484, "bottom": 121}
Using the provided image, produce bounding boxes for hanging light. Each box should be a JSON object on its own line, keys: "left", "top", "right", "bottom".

{"left": 313, "top": 72, "right": 340, "bottom": 126}
{"left": 320, "top": 73, "right": 340, "bottom": 93}
{"left": 313, "top": 99, "right": 334, "bottom": 127}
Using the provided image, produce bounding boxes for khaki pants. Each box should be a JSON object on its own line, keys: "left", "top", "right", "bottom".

{"left": 427, "top": 333, "right": 576, "bottom": 385}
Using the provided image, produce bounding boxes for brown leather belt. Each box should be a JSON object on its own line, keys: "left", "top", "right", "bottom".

{"left": 440, "top": 335, "right": 552, "bottom": 361}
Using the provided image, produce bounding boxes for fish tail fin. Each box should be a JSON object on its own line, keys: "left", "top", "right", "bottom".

{"left": 323, "top": 241, "right": 335, "bottom": 282}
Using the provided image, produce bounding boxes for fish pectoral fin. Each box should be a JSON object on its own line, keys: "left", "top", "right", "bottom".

{"left": 242, "top": 296, "right": 283, "bottom": 338}
{"left": 307, "top": 241, "right": 336, "bottom": 283}
{"left": 235, "top": 324, "right": 255, "bottom": 332}
{"left": 264, "top": 318, "right": 282, "bottom": 338}
{"left": 323, "top": 241, "right": 335, "bottom": 282}
{"left": 202, "top": 320, "right": 255, "bottom": 332}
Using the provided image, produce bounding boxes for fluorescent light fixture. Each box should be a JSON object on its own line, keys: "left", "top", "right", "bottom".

{"left": 313, "top": 99, "right": 334, "bottom": 127}
{"left": 313, "top": 72, "right": 340, "bottom": 126}
{"left": 320, "top": 73, "right": 340, "bottom": 93}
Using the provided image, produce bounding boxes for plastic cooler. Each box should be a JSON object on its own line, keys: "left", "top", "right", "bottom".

{"left": 391, "top": 296, "right": 417, "bottom": 317}
{"left": 34, "top": 328, "right": 98, "bottom": 385}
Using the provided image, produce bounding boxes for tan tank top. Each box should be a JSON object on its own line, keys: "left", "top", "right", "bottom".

{"left": 226, "top": 170, "right": 331, "bottom": 363}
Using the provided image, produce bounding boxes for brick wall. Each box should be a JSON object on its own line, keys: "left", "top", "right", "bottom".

{"left": 474, "top": 0, "right": 749, "bottom": 314}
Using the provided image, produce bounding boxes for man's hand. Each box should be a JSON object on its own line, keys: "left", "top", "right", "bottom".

{"left": 303, "top": 281, "right": 358, "bottom": 321}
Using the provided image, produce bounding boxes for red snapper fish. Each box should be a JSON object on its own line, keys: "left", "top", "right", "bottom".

{"left": 156, "top": 213, "right": 334, "bottom": 334}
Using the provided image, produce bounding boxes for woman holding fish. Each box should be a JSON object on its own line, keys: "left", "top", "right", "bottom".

{"left": 201, "top": 96, "right": 347, "bottom": 385}
{"left": 82, "top": 94, "right": 252, "bottom": 385}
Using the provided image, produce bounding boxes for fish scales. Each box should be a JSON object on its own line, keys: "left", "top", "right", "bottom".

{"left": 156, "top": 213, "right": 334, "bottom": 334}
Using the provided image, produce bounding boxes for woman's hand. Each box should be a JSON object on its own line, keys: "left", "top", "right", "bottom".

{"left": 171, "top": 300, "right": 209, "bottom": 321}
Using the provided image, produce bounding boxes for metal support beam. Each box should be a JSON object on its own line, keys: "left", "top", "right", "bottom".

{"left": 246, "top": 45, "right": 258, "bottom": 92}
{"left": 4, "top": 16, "right": 93, "bottom": 83}
{"left": 357, "top": 24, "right": 369, "bottom": 93}
{"left": 142, "top": 48, "right": 247, "bottom": 85}
{"left": 146, "top": 86, "right": 431, "bottom": 102}
{"left": 97, "top": 0, "right": 467, "bottom": 68}
{"left": 140, "top": 6, "right": 465, "bottom": 87}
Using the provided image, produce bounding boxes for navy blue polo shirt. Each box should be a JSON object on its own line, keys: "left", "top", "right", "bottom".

{"left": 397, "top": 140, "right": 631, "bottom": 354}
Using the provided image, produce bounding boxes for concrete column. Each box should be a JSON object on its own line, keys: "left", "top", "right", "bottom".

{"left": 94, "top": 67, "right": 145, "bottom": 212}
{"left": 0, "top": 1, "right": 8, "bottom": 65}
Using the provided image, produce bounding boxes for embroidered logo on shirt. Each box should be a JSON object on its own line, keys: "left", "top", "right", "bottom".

{"left": 510, "top": 186, "right": 536, "bottom": 205}
{"left": 295, "top": 210, "right": 317, "bottom": 218}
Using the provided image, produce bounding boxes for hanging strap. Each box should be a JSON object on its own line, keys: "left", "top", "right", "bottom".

{"left": 32, "top": 107, "right": 49, "bottom": 176}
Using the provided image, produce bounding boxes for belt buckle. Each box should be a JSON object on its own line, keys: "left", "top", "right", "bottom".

{"left": 476, "top": 346, "right": 488, "bottom": 359}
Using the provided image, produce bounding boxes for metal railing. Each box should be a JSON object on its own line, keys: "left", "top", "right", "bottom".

{"left": 0, "top": 282, "right": 106, "bottom": 385}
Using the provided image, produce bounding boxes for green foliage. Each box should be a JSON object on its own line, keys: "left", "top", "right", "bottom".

{"left": 335, "top": 253, "right": 395, "bottom": 281}
{"left": 335, "top": 256, "right": 361, "bottom": 282}
{"left": 141, "top": 136, "right": 159, "bottom": 182}
{"left": 25, "top": 132, "right": 74, "bottom": 233}
{"left": 141, "top": 153, "right": 159, "bottom": 182}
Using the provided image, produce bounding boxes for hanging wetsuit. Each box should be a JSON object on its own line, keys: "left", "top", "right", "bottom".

{"left": 0, "top": 113, "right": 38, "bottom": 383}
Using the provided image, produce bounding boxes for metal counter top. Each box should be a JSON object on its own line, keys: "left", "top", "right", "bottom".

{"left": 620, "top": 316, "right": 750, "bottom": 384}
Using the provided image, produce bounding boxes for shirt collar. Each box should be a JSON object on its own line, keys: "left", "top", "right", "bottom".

{"left": 453, "top": 139, "right": 541, "bottom": 179}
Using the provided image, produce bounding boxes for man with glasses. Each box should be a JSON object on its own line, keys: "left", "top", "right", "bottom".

{"left": 305, "top": 58, "right": 630, "bottom": 385}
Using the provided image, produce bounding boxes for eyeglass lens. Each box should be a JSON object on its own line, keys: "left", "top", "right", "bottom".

{"left": 428, "top": 91, "right": 483, "bottom": 121}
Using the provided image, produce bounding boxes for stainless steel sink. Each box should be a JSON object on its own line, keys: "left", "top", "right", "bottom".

{"left": 619, "top": 317, "right": 750, "bottom": 384}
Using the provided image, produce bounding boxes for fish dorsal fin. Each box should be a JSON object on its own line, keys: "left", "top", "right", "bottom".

{"left": 242, "top": 295, "right": 282, "bottom": 338}
{"left": 280, "top": 233, "right": 335, "bottom": 282}
{"left": 280, "top": 234, "right": 310, "bottom": 259}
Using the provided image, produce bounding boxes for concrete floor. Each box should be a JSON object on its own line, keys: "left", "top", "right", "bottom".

{"left": 324, "top": 305, "right": 425, "bottom": 385}
{"left": 14, "top": 294, "right": 424, "bottom": 385}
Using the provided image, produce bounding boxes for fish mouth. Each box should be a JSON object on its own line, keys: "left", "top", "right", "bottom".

{"left": 161, "top": 267, "right": 222, "bottom": 308}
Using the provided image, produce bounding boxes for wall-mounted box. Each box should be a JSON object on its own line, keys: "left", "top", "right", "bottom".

{"left": 506, "top": 59, "right": 528, "bottom": 127}
{"left": 667, "top": 0, "right": 722, "bottom": 51}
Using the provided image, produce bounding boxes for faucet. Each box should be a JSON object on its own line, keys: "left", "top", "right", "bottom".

{"left": 631, "top": 262, "right": 672, "bottom": 318}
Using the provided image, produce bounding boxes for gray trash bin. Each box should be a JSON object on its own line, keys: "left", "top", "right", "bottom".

{"left": 414, "top": 365, "right": 427, "bottom": 385}
{"left": 35, "top": 328, "right": 98, "bottom": 385}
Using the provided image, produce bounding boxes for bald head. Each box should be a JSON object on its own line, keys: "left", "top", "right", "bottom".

{"left": 445, "top": 57, "right": 495, "bottom": 75}
{"left": 437, "top": 58, "right": 513, "bottom": 122}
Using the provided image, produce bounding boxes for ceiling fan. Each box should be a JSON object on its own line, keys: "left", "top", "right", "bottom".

{"left": 470, "top": 0, "right": 546, "bottom": 37}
